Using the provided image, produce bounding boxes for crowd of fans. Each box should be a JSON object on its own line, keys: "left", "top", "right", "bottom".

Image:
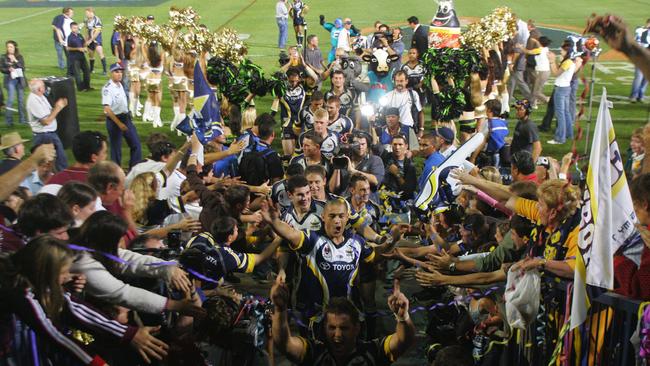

{"left": 0, "top": 4, "right": 650, "bottom": 366}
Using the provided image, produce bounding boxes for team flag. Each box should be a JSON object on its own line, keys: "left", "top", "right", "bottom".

{"left": 571, "top": 88, "right": 643, "bottom": 329}
{"left": 177, "top": 61, "right": 224, "bottom": 144}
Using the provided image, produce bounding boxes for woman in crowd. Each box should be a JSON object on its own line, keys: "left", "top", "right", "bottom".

{"left": 70, "top": 211, "right": 206, "bottom": 317}
{"left": 57, "top": 181, "right": 98, "bottom": 228}
{"left": 0, "top": 40, "right": 26, "bottom": 126}
{"left": 548, "top": 41, "right": 583, "bottom": 145}
{"left": 0, "top": 235, "right": 169, "bottom": 365}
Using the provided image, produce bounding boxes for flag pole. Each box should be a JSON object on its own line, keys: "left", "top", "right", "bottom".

{"left": 583, "top": 49, "right": 601, "bottom": 154}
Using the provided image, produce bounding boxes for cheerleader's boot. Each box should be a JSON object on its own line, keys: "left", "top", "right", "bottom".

{"left": 129, "top": 93, "right": 137, "bottom": 115}
{"left": 170, "top": 106, "right": 181, "bottom": 131}
{"left": 143, "top": 101, "right": 152, "bottom": 122}
{"left": 153, "top": 106, "right": 163, "bottom": 128}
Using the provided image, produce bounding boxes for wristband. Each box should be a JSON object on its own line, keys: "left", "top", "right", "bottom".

{"left": 448, "top": 262, "right": 457, "bottom": 273}
{"left": 395, "top": 312, "right": 410, "bottom": 322}
{"left": 558, "top": 172, "right": 567, "bottom": 180}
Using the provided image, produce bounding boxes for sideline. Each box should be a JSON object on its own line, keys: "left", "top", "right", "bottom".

{"left": 0, "top": 7, "right": 58, "bottom": 26}
{"left": 217, "top": 0, "right": 257, "bottom": 29}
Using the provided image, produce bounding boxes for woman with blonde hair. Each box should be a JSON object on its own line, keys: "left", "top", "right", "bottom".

{"left": 130, "top": 172, "right": 202, "bottom": 235}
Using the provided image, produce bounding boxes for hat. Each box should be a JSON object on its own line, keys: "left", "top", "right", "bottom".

{"left": 385, "top": 107, "right": 400, "bottom": 116}
{"left": 458, "top": 110, "right": 475, "bottom": 122}
{"left": 536, "top": 156, "right": 550, "bottom": 169}
{"left": 334, "top": 18, "right": 343, "bottom": 27}
{"left": 109, "top": 63, "right": 124, "bottom": 72}
{"left": 513, "top": 99, "right": 532, "bottom": 113}
{"left": 146, "top": 15, "right": 155, "bottom": 20}
{"left": 432, "top": 127, "right": 454, "bottom": 144}
{"left": 0, "top": 132, "right": 29, "bottom": 150}
{"left": 474, "top": 105, "right": 487, "bottom": 119}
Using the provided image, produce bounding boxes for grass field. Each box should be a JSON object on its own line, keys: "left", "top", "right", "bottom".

{"left": 1, "top": 0, "right": 649, "bottom": 165}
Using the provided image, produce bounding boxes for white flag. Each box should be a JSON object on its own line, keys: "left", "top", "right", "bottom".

{"left": 571, "top": 88, "right": 641, "bottom": 329}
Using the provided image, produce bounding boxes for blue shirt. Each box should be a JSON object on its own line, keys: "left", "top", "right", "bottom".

{"left": 52, "top": 14, "right": 65, "bottom": 42}
{"left": 419, "top": 152, "right": 445, "bottom": 190}
{"left": 487, "top": 118, "right": 509, "bottom": 152}
{"left": 367, "top": 70, "right": 394, "bottom": 104}
{"left": 186, "top": 232, "right": 255, "bottom": 285}
{"left": 67, "top": 33, "right": 85, "bottom": 52}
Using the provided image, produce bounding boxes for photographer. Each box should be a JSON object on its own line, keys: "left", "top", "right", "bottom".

{"left": 382, "top": 70, "right": 424, "bottom": 138}
{"left": 381, "top": 134, "right": 417, "bottom": 202}
{"left": 378, "top": 107, "right": 418, "bottom": 155}
{"left": 328, "top": 131, "right": 384, "bottom": 196}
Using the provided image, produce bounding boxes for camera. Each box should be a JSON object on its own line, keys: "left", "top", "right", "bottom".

{"left": 331, "top": 142, "right": 360, "bottom": 169}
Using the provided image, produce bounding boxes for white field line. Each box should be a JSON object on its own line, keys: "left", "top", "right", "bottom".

{"left": 0, "top": 8, "right": 59, "bottom": 26}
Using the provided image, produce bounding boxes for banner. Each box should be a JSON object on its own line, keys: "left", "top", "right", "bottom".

{"left": 571, "top": 88, "right": 641, "bottom": 329}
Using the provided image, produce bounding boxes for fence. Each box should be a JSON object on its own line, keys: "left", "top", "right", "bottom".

{"left": 504, "top": 279, "right": 645, "bottom": 366}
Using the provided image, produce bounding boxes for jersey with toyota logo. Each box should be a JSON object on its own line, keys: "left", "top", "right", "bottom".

{"left": 290, "top": 229, "right": 375, "bottom": 317}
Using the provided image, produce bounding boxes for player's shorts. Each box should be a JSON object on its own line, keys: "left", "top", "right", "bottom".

{"left": 282, "top": 126, "right": 298, "bottom": 140}
{"left": 293, "top": 16, "right": 305, "bottom": 27}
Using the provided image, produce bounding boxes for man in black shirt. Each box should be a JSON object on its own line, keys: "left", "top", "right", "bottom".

{"left": 510, "top": 99, "right": 542, "bottom": 160}
{"left": 66, "top": 22, "right": 91, "bottom": 91}
{"left": 0, "top": 132, "right": 29, "bottom": 175}
{"left": 271, "top": 280, "right": 415, "bottom": 366}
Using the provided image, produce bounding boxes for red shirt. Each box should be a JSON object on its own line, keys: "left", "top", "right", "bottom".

{"left": 614, "top": 224, "right": 650, "bottom": 300}
{"left": 47, "top": 166, "right": 89, "bottom": 185}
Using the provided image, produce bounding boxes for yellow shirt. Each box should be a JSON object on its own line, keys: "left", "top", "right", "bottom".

{"left": 515, "top": 198, "right": 579, "bottom": 270}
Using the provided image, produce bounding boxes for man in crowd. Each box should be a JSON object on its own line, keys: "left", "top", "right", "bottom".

{"left": 0, "top": 132, "right": 29, "bottom": 175}
{"left": 84, "top": 7, "right": 107, "bottom": 75}
{"left": 276, "top": 0, "right": 289, "bottom": 49}
{"left": 299, "top": 90, "right": 324, "bottom": 133}
{"left": 304, "top": 35, "right": 324, "bottom": 73}
{"left": 326, "top": 95, "right": 354, "bottom": 136}
{"left": 102, "top": 62, "right": 142, "bottom": 168}
{"left": 630, "top": 19, "right": 650, "bottom": 103}
{"left": 20, "top": 145, "right": 54, "bottom": 194}
{"left": 25, "top": 79, "right": 69, "bottom": 171}
{"left": 329, "top": 132, "right": 384, "bottom": 196}
{"left": 276, "top": 67, "right": 306, "bottom": 156}
{"left": 51, "top": 7, "right": 74, "bottom": 70}
{"left": 66, "top": 22, "right": 92, "bottom": 92}
{"left": 510, "top": 99, "right": 542, "bottom": 160}
{"left": 382, "top": 71, "right": 424, "bottom": 137}
{"left": 418, "top": 133, "right": 445, "bottom": 191}
{"left": 408, "top": 16, "right": 428, "bottom": 58}
{"left": 299, "top": 108, "right": 339, "bottom": 159}
{"left": 432, "top": 126, "right": 457, "bottom": 159}
{"left": 88, "top": 160, "right": 137, "bottom": 232}
{"left": 290, "top": 131, "right": 331, "bottom": 173}
{"left": 382, "top": 134, "right": 417, "bottom": 202}
{"left": 46, "top": 130, "right": 107, "bottom": 185}
{"left": 511, "top": 150, "right": 538, "bottom": 183}
{"left": 271, "top": 279, "right": 415, "bottom": 364}
{"left": 325, "top": 71, "right": 356, "bottom": 117}
{"left": 379, "top": 107, "right": 417, "bottom": 153}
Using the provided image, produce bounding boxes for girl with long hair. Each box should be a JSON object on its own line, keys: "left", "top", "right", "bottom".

{"left": 0, "top": 40, "right": 26, "bottom": 126}
{"left": 0, "top": 235, "right": 169, "bottom": 365}
{"left": 70, "top": 211, "right": 205, "bottom": 317}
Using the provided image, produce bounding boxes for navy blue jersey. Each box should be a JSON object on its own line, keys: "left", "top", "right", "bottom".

{"left": 281, "top": 85, "right": 307, "bottom": 129}
{"left": 186, "top": 232, "right": 255, "bottom": 285}
{"left": 290, "top": 229, "right": 375, "bottom": 315}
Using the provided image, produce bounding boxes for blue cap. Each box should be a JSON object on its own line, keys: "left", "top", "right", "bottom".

{"left": 334, "top": 18, "right": 343, "bottom": 27}
{"left": 433, "top": 127, "right": 454, "bottom": 144}
{"left": 109, "top": 63, "right": 124, "bottom": 72}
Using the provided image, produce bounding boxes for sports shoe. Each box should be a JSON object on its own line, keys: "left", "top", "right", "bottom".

{"left": 547, "top": 139, "right": 564, "bottom": 145}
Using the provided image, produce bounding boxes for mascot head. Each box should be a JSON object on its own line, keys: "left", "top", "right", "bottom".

{"left": 362, "top": 48, "right": 399, "bottom": 77}
{"left": 431, "top": 0, "right": 460, "bottom": 28}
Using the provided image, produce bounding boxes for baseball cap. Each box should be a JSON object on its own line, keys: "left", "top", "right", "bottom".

{"left": 334, "top": 18, "right": 343, "bottom": 27}
{"left": 385, "top": 107, "right": 400, "bottom": 116}
{"left": 109, "top": 63, "right": 124, "bottom": 72}
{"left": 146, "top": 15, "right": 155, "bottom": 20}
{"left": 432, "top": 127, "right": 454, "bottom": 144}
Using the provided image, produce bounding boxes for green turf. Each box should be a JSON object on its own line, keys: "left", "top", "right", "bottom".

{"left": 0, "top": 0, "right": 649, "bottom": 166}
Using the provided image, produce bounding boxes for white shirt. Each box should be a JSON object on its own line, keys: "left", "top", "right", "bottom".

{"left": 276, "top": 1, "right": 288, "bottom": 19}
{"left": 62, "top": 16, "right": 73, "bottom": 46}
{"left": 158, "top": 169, "right": 185, "bottom": 200}
{"left": 534, "top": 47, "right": 550, "bottom": 72}
{"left": 383, "top": 89, "right": 422, "bottom": 127}
{"left": 26, "top": 93, "right": 57, "bottom": 133}
{"left": 102, "top": 80, "right": 129, "bottom": 114}
{"left": 554, "top": 59, "right": 576, "bottom": 88}
{"left": 337, "top": 28, "right": 351, "bottom": 52}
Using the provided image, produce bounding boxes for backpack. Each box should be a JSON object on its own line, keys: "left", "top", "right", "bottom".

{"left": 238, "top": 140, "right": 275, "bottom": 186}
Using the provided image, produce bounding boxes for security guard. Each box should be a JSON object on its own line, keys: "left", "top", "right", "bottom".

{"left": 103, "top": 62, "right": 142, "bottom": 168}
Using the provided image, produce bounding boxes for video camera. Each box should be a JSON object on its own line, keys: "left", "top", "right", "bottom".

{"left": 331, "top": 142, "right": 361, "bottom": 169}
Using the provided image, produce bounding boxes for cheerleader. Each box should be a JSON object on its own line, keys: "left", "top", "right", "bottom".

{"left": 145, "top": 42, "right": 164, "bottom": 127}
{"left": 125, "top": 36, "right": 143, "bottom": 117}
